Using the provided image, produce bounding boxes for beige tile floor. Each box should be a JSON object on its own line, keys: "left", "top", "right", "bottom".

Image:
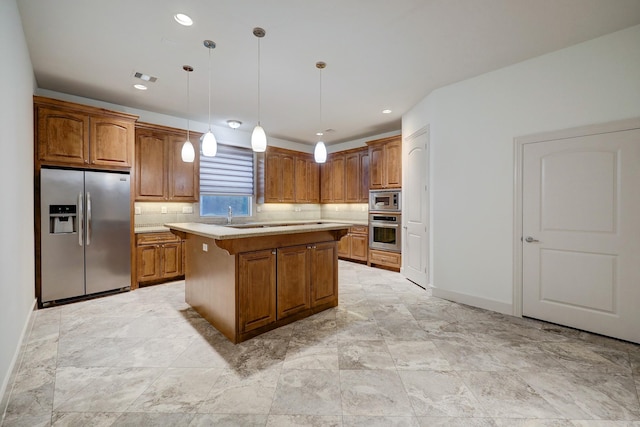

{"left": 1, "top": 260, "right": 639, "bottom": 426}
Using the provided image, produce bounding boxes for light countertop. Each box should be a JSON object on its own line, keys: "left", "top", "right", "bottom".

{"left": 164, "top": 221, "right": 351, "bottom": 240}
{"left": 135, "top": 219, "right": 367, "bottom": 234}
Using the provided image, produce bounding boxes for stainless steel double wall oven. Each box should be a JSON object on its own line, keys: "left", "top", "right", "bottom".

{"left": 369, "top": 190, "right": 401, "bottom": 252}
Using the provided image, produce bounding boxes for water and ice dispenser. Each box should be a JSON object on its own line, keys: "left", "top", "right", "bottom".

{"left": 49, "top": 205, "right": 77, "bottom": 234}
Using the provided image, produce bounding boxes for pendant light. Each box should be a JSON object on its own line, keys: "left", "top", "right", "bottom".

{"left": 314, "top": 61, "right": 328, "bottom": 163}
{"left": 201, "top": 40, "right": 218, "bottom": 157}
{"left": 251, "top": 27, "right": 267, "bottom": 152}
{"left": 181, "top": 65, "right": 195, "bottom": 163}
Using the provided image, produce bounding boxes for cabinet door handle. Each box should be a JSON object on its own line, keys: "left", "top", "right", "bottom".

{"left": 271, "top": 250, "right": 276, "bottom": 255}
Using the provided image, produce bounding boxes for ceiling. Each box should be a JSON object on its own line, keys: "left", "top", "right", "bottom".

{"left": 17, "top": 0, "right": 640, "bottom": 146}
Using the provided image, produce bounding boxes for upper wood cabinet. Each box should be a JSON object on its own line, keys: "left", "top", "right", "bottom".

{"left": 35, "top": 96, "right": 137, "bottom": 170}
{"left": 263, "top": 148, "right": 295, "bottom": 203}
{"left": 258, "top": 147, "right": 319, "bottom": 203}
{"left": 321, "top": 147, "right": 368, "bottom": 203}
{"left": 345, "top": 148, "right": 369, "bottom": 203}
{"left": 294, "top": 155, "right": 320, "bottom": 203}
{"left": 134, "top": 122, "right": 200, "bottom": 202}
{"left": 367, "top": 135, "right": 401, "bottom": 189}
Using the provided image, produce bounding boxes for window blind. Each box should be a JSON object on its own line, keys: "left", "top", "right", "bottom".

{"left": 199, "top": 143, "right": 254, "bottom": 195}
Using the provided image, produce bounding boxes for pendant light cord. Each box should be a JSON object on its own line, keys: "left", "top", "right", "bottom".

{"left": 319, "top": 66, "right": 323, "bottom": 137}
{"left": 186, "top": 69, "right": 190, "bottom": 141}
{"left": 257, "top": 36, "right": 261, "bottom": 126}
{"left": 207, "top": 46, "right": 212, "bottom": 132}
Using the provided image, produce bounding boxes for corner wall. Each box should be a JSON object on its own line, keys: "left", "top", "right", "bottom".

{"left": 404, "top": 24, "right": 640, "bottom": 312}
{"left": 0, "top": 0, "right": 37, "bottom": 408}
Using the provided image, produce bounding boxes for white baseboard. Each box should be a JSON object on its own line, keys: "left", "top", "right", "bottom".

{"left": 0, "top": 298, "right": 37, "bottom": 421}
{"left": 431, "top": 287, "right": 512, "bottom": 315}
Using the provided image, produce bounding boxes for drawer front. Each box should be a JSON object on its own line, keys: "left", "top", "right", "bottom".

{"left": 136, "top": 232, "right": 181, "bottom": 245}
{"left": 350, "top": 225, "right": 368, "bottom": 235}
{"left": 368, "top": 249, "right": 401, "bottom": 268}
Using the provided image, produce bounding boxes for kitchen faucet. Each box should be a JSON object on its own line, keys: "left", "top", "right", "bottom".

{"left": 227, "top": 206, "right": 233, "bottom": 224}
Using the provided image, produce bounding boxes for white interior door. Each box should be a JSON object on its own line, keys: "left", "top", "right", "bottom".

{"left": 403, "top": 127, "right": 429, "bottom": 287}
{"left": 522, "top": 128, "right": 640, "bottom": 343}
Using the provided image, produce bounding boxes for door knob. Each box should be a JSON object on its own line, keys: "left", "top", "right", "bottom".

{"left": 525, "top": 236, "right": 539, "bottom": 243}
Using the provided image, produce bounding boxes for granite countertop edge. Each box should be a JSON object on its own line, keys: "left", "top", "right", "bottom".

{"left": 135, "top": 219, "right": 367, "bottom": 234}
{"left": 163, "top": 221, "right": 353, "bottom": 240}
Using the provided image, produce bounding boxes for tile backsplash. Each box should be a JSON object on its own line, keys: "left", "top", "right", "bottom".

{"left": 134, "top": 202, "right": 368, "bottom": 227}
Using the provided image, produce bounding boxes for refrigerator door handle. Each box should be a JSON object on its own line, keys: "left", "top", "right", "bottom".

{"left": 78, "top": 192, "right": 84, "bottom": 246}
{"left": 86, "top": 192, "right": 92, "bottom": 246}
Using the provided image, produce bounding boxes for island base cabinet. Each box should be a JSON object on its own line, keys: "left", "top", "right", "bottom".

{"left": 239, "top": 250, "right": 277, "bottom": 333}
{"left": 311, "top": 242, "right": 338, "bottom": 307}
{"left": 277, "top": 246, "right": 311, "bottom": 319}
{"left": 181, "top": 230, "right": 344, "bottom": 344}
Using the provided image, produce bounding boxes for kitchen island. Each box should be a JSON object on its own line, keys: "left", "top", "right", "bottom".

{"left": 165, "top": 222, "right": 350, "bottom": 343}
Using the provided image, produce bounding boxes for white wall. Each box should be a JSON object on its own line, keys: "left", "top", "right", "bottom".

{"left": 404, "top": 24, "right": 640, "bottom": 313}
{"left": 0, "top": 0, "right": 37, "bottom": 407}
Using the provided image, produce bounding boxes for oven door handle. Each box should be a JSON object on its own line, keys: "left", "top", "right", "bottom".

{"left": 370, "top": 222, "right": 399, "bottom": 228}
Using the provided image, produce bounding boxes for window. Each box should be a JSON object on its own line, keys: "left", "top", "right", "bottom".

{"left": 200, "top": 143, "right": 254, "bottom": 217}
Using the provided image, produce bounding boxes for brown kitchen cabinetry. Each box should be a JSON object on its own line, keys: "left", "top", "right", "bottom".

{"left": 345, "top": 148, "right": 369, "bottom": 203}
{"left": 368, "top": 248, "right": 401, "bottom": 271}
{"left": 277, "top": 245, "right": 311, "bottom": 318}
{"left": 367, "top": 135, "right": 401, "bottom": 189}
{"left": 310, "top": 241, "right": 338, "bottom": 307}
{"left": 136, "top": 232, "right": 184, "bottom": 286}
{"left": 134, "top": 122, "right": 200, "bottom": 202}
{"left": 259, "top": 147, "right": 319, "bottom": 203}
{"left": 35, "top": 96, "right": 136, "bottom": 170}
{"left": 294, "top": 155, "right": 320, "bottom": 203}
{"left": 237, "top": 240, "right": 337, "bottom": 335}
{"left": 321, "top": 148, "right": 368, "bottom": 203}
{"left": 337, "top": 225, "right": 369, "bottom": 262}
{"left": 238, "top": 249, "right": 277, "bottom": 333}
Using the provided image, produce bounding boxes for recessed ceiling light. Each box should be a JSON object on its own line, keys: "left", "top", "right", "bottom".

{"left": 227, "top": 120, "right": 242, "bottom": 129}
{"left": 174, "top": 13, "right": 193, "bottom": 26}
{"left": 133, "top": 84, "right": 148, "bottom": 90}
{"left": 316, "top": 132, "right": 324, "bottom": 136}
{"left": 382, "top": 109, "right": 392, "bottom": 114}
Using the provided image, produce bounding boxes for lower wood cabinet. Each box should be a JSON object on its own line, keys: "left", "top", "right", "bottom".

{"left": 238, "top": 241, "right": 338, "bottom": 334}
{"left": 238, "top": 249, "right": 277, "bottom": 333}
{"left": 338, "top": 225, "right": 369, "bottom": 262}
{"left": 277, "top": 245, "right": 311, "bottom": 319}
{"left": 136, "top": 232, "right": 184, "bottom": 285}
{"left": 368, "top": 248, "right": 401, "bottom": 271}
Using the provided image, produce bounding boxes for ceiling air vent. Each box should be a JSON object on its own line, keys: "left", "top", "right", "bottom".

{"left": 133, "top": 72, "right": 158, "bottom": 83}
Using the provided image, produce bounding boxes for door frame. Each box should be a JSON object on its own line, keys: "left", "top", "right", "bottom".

{"left": 512, "top": 117, "right": 640, "bottom": 317}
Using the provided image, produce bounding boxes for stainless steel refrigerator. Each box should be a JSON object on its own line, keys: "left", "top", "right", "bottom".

{"left": 40, "top": 168, "right": 131, "bottom": 304}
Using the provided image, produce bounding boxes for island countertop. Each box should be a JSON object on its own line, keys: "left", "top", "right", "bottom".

{"left": 164, "top": 221, "right": 352, "bottom": 240}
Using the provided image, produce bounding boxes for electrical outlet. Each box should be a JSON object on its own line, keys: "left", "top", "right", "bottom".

{"left": 361, "top": 205, "right": 366, "bottom": 212}
{"left": 161, "top": 206, "right": 168, "bottom": 214}
{"left": 134, "top": 207, "right": 141, "bottom": 215}
{"left": 202, "top": 243, "right": 208, "bottom": 252}
{"left": 182, "top": 206, "right": 193, "bottom": 214}
{"left": 256, "top": 206, "right": 262, "bottom": 213}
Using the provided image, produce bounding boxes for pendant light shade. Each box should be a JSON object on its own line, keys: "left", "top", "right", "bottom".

{"left": 251, "top": 124, "right": 267, "bottom": 153}
{"left": 181, "top": 65, "right": 195, "bottom": 163}
{"left": 252, "top": 27, "right": 267, "bottom": 152}
{"left": 202, "top": 39, "right": 218, "bottom": 157}
{"left": 202, "top": 131, "right": 217, "bottom": 157}
{"left": 181, "top": 140, "right": 195, "bottom": 162}
{"left": 314, "top": 141, "right": 327, "bottom": 163}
